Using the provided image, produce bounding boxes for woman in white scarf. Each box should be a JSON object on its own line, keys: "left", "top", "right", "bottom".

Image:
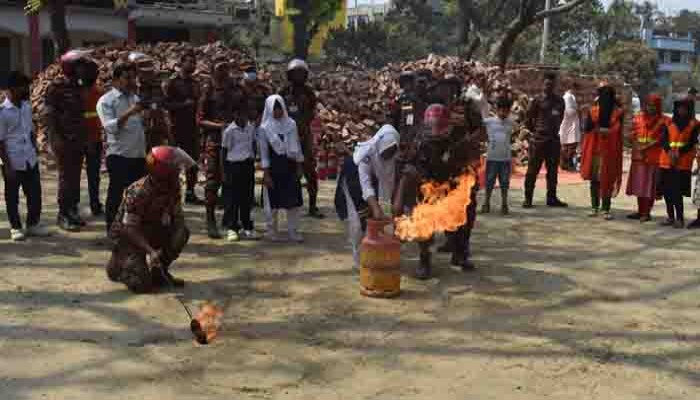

{"left": 259, "top": 95, "right": 305, "bottom": 242}
{"left": 337, "top": 124, "right": 400, "bottom": 269}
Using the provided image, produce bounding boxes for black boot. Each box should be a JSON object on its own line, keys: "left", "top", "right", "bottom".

{"left": 481, "top": 189, "right": 492, "bottom": 214}
{"left": 70, "top": 207, "right": 87, "bottom": 226}
{"left": 547, "top": 194, "right": 568, "bottom": 208}
{"left": 416, "top": 251, "right": 432, "bottom": 280}
{"left": 206, "top": 208, "right": 221, "bottom": 239}
{"left": 522, "top": 187, "right": 534, "bottom": 208}
{"left": 91, "top": 202, "right": 104, "bottom": 217}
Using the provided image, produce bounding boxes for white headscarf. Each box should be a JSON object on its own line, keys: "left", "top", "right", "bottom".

{"left": 353, "top": 125, "right": 400, "bottom": 201}
{"left": 261, "top": 94, "right": 302, "bottom": 159}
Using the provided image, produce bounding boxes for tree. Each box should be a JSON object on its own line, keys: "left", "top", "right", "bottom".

{"left": 672, "top": 10, "right": 700, "bottom": 53}
{"left": 25, "top": 0, "right": 71, "bottom": 55}
{"left": 324, "top": 20, "right": 432, "bottom": 69}
{"left": 286, "top": 0, "right": 343, "bottom": 59}
{"left": 597, "top": 0, "right": 640, "bottom": 49}
{"left": 456, "top": 0, "right": 590, "bottom": 69}
{"left": 599, "top": 40, "right": 657, "bottom": 94}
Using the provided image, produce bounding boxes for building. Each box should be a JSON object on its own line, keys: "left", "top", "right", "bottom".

{"left": 346, "top": 3, "right": 390, "bottom": 28}
{"left": 0, "top": 0, "right": 253, "bottom": 81}
{"left": 644, "top": 28, "right": 697, "bottom": 104}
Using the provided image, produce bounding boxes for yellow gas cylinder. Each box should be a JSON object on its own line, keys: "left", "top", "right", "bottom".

{"left": 360, "top": 219, "right": 401, "bottom": 298}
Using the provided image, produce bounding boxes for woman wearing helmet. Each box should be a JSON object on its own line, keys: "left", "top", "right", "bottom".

{"left": 106, "top": 146, "right": 194, "bottom": 293}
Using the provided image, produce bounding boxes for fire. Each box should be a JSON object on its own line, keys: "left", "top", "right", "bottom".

{"left": 395, "top": 173, "right": 476, "bottom": 241}
{"left": 194, "top": 302, "right": 223, "bottom": 344}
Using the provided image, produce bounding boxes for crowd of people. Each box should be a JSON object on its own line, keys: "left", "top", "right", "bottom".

{"left": 0, "top": 49, "right": 699, "bottom": 293}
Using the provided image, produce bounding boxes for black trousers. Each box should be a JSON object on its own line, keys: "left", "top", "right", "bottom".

{"left": 105, "top": 155, "right": 146, "bottom": 232}
{"left": 661, "top": 169, "right": 685, "bottom": 222}
{"left": 524, "top": 140, "right": 560, "bottom": 200}
{"left": 80, "top": 141, "right": 103, "bottom": 208}
{"left": 222, "top": 159, "right": 255, "bottom": 231}
{"left": 2, "top": 163, "right": 42, "bottom": 230}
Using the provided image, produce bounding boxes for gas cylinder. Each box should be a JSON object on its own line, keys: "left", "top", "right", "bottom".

{"left": 360, "top": 219, "right": 401, "bottom": 298}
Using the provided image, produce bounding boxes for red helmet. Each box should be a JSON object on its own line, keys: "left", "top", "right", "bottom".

{"left": 424, "top": 104, "right": 450, "bottom": 135}
{"left": 146, "top": 146, "right": 196, "bottom": 180}
{"left": 60, "top": 50, "right": 91, "bottom": 77}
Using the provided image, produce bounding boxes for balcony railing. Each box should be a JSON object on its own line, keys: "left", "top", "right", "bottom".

{"left": 658, "top": 62, "right": 692, "bottom": 73}
{"left": 649, "top": 37, "right": 696, "bottom": 53}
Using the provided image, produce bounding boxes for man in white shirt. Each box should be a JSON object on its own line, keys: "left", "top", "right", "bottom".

{"left": 0, "top": 72, "right": 49, "bottom": 241}
{"left": 97, "top": 62, "right": 147, "bottom": 234}
{"left": 559, "top": 84, "right": 581, "bottom": 171}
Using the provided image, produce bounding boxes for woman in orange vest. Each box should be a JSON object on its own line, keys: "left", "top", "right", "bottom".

{"left": 580, "top": 83, "right": 625, "bottom": 220}
{"left": 657, "top": 96, "right": 699, "bottom": 228}
{"left": 625, "top": 94, "right": 667, "bottom": 222}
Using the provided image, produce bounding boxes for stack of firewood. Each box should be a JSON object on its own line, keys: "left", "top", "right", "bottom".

{"left": 30, "top": 41, "right": 265, "bottom": 153}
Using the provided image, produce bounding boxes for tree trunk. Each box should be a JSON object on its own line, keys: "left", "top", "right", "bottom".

{"left": 489, "top": 18, "right": 529, "bottom": 70}
{"left": 49, "top": 0, "right": 71, "bottom": 56}
{"left": 292, "top": 14, "right": 310, "bottom": 59}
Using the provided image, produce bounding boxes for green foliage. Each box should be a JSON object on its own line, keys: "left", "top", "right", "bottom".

{"left": 323, "top": 20, "right": 431, "bottom": 69}
{"left": 287, "top": 0, "right": 343, "bottom": 58}
{"left": 599, "top": 40, "right": 657, "bottom": 91}
{"left": 24, "top": 0, "right": 44, "bottom": 14}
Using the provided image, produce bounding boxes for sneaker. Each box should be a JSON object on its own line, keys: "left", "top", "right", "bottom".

{"left": 207, "top": 222, "right": 222, "bottom": 239}
{"left": 70, "top": 210, "right": 86, "bottom": 227}
{"left": 307, "top": 207, "right": 325, "bottom": 219}
{"left": 640, "top": 215, "right": 652, "bottom": 223}
{"left": 288, "top": 232, "right": 304, "bottom": 243}
{"left": 687, "top": 219, "right": 700, "bottom": 229}
{"left": 660, "top": 218, "right": 675, "bottom": 227}
{"left": 603, "top": 212, "right": 614, "bottom": 221}
{"left": 26, "top": 224, "right": 50, "bottom": 237}
{"left": 588, "top": 209, "right": 599, "bottom": 217}
{"left": 226, "top": 229, "right": 240, "bottom": 242}
{"left": 673, "top": 220, "right": 685, "bottom": 229}
{"left": 626, "top": 213, "right": 641, "bottom": 220}
{"left": 547, "top": 198, "right": 568, "bottom": 208}
{"left": 10, "top": 229, "right": 26, "bottom": 242}
{"left": 57, "top": 214, "right": 80, "bottom": 232}
{"left": 240, "top": 230, "right": 260, "bottom": 240}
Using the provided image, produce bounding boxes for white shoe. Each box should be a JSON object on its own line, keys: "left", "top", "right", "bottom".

{"left": 26, "top": 224, "right": 50, "bottom": 237}
{"left": 240, "top": 230, "right": 260, "bottom": 240}
{"left": 10, "top": 229, "right": 26, "bottom": 242}
{"left": 288, "top": 232, "right": 304, "bottom": 243}
{"left": 226, "top": 229, "right": 240, "bottom": 242}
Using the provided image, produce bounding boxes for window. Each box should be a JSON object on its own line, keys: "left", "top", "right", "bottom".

{"left": 670, "top": 51, "right": 682, "bottom": 63}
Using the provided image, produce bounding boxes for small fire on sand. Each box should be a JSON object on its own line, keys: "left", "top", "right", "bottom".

{"left": 192, "top": 302, "right": 223, "bottom": 345}
{"left": 395, "top": 173, "right": 476, "bottom": 241}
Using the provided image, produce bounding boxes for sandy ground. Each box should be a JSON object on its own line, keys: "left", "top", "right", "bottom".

{"left": 0, "top": 168, "right": 699, "bottom": 400}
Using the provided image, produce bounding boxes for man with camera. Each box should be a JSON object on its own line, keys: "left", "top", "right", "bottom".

{"left": 96, "top": 62, "right": 147, "bottom": 234}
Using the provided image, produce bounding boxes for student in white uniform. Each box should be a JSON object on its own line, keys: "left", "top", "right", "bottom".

{"left": 259, "top": 95, "right": 305, "bottom": 242}
{"left": 334, "top": 125, "right": 400, "bottom": 270}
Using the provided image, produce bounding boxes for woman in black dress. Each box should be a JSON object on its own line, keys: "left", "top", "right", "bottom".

{"left": 259, "top": 95, "right": 305, "bottom": 242}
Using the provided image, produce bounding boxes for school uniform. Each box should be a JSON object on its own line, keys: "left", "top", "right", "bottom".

{"left": 221, "top": 121, "right": 256, "bottom": 233}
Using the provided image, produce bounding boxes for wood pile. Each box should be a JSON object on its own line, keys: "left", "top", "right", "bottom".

{"left": 30, "top": 41, "right": 264, "bottom": 153}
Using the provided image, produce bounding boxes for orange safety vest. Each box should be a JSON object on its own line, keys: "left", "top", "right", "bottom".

{"left": 83, "top": 87, "right": 103, "bottom": 143}
{"left": 632, "top": 114, "right": 667, "bottom": 165}
{"left": 659, "top": 120, "right": 699, "bottom": 171}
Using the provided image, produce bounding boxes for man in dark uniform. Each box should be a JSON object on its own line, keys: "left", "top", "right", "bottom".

{"left": 240, "top": 65, "right": 270, "bottom": 100}
{"left": 44, "top": 50, "right": 95, "bottom": 232}
{"left": 198, "top": 55, "right": 241, "bottom": 238}
{"left": 129, "top": 52, "right": 169, "bottom": 150}
{"left": 523, "top": 72, "right": 568, "bottom": 208}
{"left": 431, "top": 76, "right": 486, "bottom": 270}
{"left": 164, "top": 51, "right": 202, "bottom": 204}
{"left": 280, "top": 59, "right": 323, "bottom": 218}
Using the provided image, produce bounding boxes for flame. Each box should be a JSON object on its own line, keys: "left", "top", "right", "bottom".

{"left": 395, "top": 173, "right": 476, "bottom": 242}
{"left": 194, "top": 302, "right": 223, "bottom": 344}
